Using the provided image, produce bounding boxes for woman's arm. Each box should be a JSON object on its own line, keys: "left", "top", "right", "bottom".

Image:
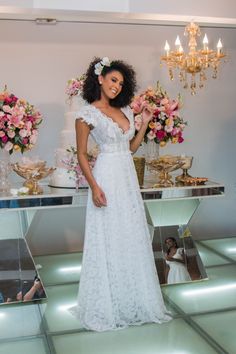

{"left": 165, "top": 249, "right": 185, "bottom": 264}
{"left": 76, "top": 119, "right": 97, "bottom": 189}
{"left": 75, "top": 119, "right": 107, "bottom": 207}
{"left": 130, "top": 107, "right": 154, "bottom": 153}
{"left": 130, "top": 120, "right": 149, "bottom": 153}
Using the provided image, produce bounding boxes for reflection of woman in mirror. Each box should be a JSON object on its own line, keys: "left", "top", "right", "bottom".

{"left": 16, "top": 276, "right": 46, "bottom": 302}
{"left": 164, "top": 237, "right": 191, "bottom": 284}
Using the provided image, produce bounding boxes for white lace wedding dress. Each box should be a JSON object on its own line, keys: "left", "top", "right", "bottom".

{"left": 72, "top": 104, "right": 171, "bottom": 331}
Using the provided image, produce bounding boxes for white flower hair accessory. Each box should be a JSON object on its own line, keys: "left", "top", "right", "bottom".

{"left": 94, "top": 57, "right": 111, "bottom": 75}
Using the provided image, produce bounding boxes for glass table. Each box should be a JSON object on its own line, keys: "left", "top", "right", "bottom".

{"left": 0, "top": 181, "right": 224, "bottom": 305}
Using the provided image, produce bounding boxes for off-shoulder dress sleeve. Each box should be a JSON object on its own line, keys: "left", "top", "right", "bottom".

{"left": 75, "top": 105, "right": 98, "bottom": 128}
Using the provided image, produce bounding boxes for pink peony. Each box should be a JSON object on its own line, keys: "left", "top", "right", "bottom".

{"left": 165, "top": 125, "right": 174, "bottom": 133}
{"left": 156, "top": 122, "right": 163, "bottom": 130}
{"left": 7, "top": 130, "right": 15, "bottom": 138}
{"left": 29, "top": 134, "right": 37, "bottom": 144}
{"left": 19, "top": 129, "right": 28, "bottom": 137}
{"left": 2, "top": 105, "right": 11, "bottom": 113}
{"left": 147, "top": 130, "right": 156, "bottom": 140}
{"left": 131, "top": 96, "right": 145, "bottom": 114}
{"left": 1, "top": 135, "right": 8, "bottom": 143}
{"left": 22, "top": 137, "right": 28, "bottom": 145}
{"left": 4, "top": 141, "right": 13, "bottom": 151}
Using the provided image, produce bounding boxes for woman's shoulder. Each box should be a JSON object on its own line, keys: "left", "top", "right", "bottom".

{"left": 77, "top": 103, "right": 94, "bottom": 116}
{"left": 76, "top": 104, "right": 99, "bottom": 127}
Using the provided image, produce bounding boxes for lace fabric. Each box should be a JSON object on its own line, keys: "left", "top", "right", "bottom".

{"left": 71, "top": 104, "right": 171, "bottom": 331}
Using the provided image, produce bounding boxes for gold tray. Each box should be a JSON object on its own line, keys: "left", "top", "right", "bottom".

{"left": 184, "top": 177, "right": 208, "bottom": 186}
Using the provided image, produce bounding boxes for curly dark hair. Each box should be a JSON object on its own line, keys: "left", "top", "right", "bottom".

{"left": 82, "top": 57, "right": 137, "bottom": 107}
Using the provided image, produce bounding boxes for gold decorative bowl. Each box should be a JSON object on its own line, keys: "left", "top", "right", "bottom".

{"left": 12, "top": 161, "right": 55, "bottom": 195}
{"left": 146, "top": 155, "right": 185, "bottom": 187}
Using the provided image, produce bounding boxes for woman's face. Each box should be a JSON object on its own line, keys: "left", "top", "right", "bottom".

{"left": 165, "top": 238, "right": 175, "bottom": 249}
{"left": 99, "top": 70, "right": 124, "bottom": 100}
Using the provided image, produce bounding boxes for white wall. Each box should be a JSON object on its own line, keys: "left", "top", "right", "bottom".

{"left": 1, "top": 0, "right": 236, "bottom": 19}
{"left": 0, "top": 19, "right": 235, "bottom": 239}
{"left": 129, "top": 0, "right": 236, "bottom": 18}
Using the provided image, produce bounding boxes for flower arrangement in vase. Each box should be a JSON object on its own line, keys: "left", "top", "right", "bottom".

{"left": 0, "top": 87, "right": 43, "bottom": 154}
{"left": 65, "top": 75, "right": 85, "bottom": 99}
{"left": 131, "top": 82, "right": 187, "bottom": 149}
{"left": 62, "top": 146, "right": 98, "bottom": 189}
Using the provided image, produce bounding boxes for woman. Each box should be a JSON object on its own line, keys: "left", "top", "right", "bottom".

{"left": 74, "top": 57, "right": 171, "bottom": 331}
{"left": 165, "top": 237, "right": 192, "bottom": 284}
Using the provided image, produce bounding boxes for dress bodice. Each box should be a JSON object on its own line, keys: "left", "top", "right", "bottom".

{"left": 166, "top": 248, "right": 184, "bottom": 266}
{"left": 76, "top": 104, "right": 135, "bottom": 153}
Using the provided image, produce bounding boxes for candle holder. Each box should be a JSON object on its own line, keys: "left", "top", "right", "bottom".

{"left": 175, "top": 156, "right": 193, "bottom": 183}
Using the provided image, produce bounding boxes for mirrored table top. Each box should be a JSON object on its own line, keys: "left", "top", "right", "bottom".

{"left": 0, "top": 181, "right": 224, "bottom": 210}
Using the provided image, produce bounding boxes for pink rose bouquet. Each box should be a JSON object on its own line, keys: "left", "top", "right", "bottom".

{"left": 0, "top": 88, "right": 43, "bottom": 154}
{"left": 65, "top": 75, "right": 85, "bottom": 98}
{"left": 131, "top": 82, "right": 187, "bottom": 147}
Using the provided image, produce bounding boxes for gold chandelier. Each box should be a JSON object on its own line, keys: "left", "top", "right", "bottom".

{"left": 160, "top": 22, "right": 226, "bottom": 95}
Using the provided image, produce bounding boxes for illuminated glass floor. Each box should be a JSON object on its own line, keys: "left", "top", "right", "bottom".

{"left": 1, "top": 236, "right": 236, "bottom": 354}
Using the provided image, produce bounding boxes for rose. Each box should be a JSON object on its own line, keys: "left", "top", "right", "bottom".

{"left": 1, "top": 135, "right": 8, "bottom": 143}
{"left": 156, "top": 130, "right": 166, "bottom": 141}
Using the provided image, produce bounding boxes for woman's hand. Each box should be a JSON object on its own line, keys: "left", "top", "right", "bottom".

{"left": 130, "top": 105, "right": 155, "bottom": 153}
{"left": 165, "top": 255, "right": 174, "bottom": 261}
{"left": 92, "top": 185, "right": 107, "bottom": 208}
{"left": 141, "top": 105, "right": 154, "bottom": 126}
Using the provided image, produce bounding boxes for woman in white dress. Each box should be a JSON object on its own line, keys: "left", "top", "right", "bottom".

{"left": 74, "top": 57, "right": 171, "bottom": 331}
{"left": 165, "top": 237, "right": 192, "bottom": 284}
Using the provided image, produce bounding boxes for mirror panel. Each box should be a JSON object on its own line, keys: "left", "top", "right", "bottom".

{"left": 0, "top": 238, "right": 46, "bottom": 305}
{"left": 153, "top": 225, "right": 208, "bottom": 285}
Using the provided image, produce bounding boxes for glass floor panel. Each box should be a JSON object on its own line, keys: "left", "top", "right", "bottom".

{"left": 1, "top": 236, "right": 236, "bottom": 353}
{"left": 34, "top": 253, "right": 82, "bottom": 286}
{"left": 51, "top": 319, "right": 217, "bottom": 354}
{"left": 202, "top": 237, "right": 236, "bottom": 261}
{"left": 162, "top": 264, "right": 236, "bottom": 314}
{"left": 0, "top": 337, "right": 50, "bottom": 354}
{"left": 40, "top": 284, "right": 83, "bottom": 333}
{"left": 0, "top": 303, "right": 43, "bottom": 340}
{"left": 194, "top": 310, "right": 236, "bottom": 354}
{"left": 195, "top": 242, "right": 230, "bottom": 267}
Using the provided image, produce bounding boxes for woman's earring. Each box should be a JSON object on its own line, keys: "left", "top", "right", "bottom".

{"left": 99, "top": 81, "right": 102, "bottom": 85}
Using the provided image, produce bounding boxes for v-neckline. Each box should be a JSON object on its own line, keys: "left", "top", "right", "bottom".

{"left": 90, "top": 105, "right": 131, "bottom": 135}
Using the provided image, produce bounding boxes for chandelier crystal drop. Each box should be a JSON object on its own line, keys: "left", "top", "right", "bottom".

{"left": 160, "top": 22, "right": 226, "bottom": 95}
